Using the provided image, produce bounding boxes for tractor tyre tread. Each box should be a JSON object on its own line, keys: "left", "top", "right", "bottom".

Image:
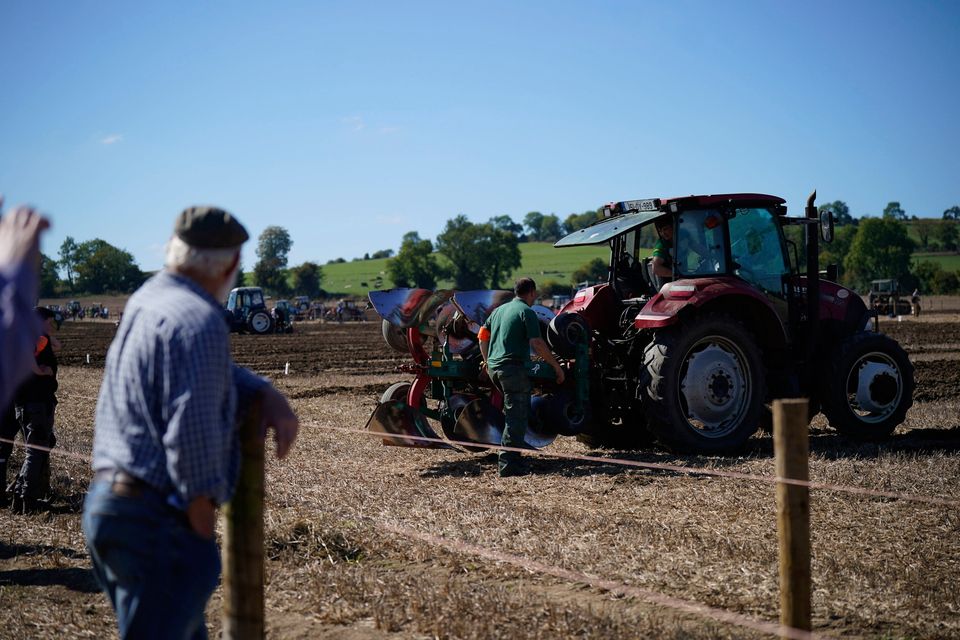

{"left": 639, "top": 313, "right": 765, "bottom": 454}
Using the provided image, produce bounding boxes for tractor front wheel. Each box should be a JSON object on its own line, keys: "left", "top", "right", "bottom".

{"left": 641, "top": 314, "right": 765, "bottom": 453}
{"left": 820, "top": 333, "right": 914, "bottom": 439}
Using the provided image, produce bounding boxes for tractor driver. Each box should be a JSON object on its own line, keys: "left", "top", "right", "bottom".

{"left": 478, "top": 277, "right": 564, "bottom": 477}
{"left": 651, "top": 217, "right": 675, "bottom": 280}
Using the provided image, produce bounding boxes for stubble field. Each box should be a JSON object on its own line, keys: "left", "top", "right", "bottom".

{"left": 1, "top": 313, "right": 959, "bottom": 639}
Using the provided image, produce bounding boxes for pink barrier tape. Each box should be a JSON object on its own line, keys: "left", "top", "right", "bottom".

{"left": 53, "top": 393, "right": 960, "bottom": 507}
{"left": 375, "top": 519, "right": 828, "bottom": 640}
{"left": 309, "top": 422, "right": 960, "bottom": 508}
{"left": 0, "top": 436, "right": 93, "bottom": 463}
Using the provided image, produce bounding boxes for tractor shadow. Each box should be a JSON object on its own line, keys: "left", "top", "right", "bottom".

{"left": 0, "top": 566, "right": 100, "bottom": 593}
{"left": 419, "top": 450, "right": 697, "bottom": 479}
{"left": 0, "top": 541, "right": 99, "bottom": 593}
{"left": 737, "top": 425, "right": 960, "bottom": 463}
{"left": 420, "top": 426, "right": 960, "bottom": 478}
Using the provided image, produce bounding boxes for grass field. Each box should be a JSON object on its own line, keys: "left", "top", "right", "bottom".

{"left": 912, "top": 252, "right": 960, "bottom": 272}
{"left": 320, "top": 242, "right": 612, "bottom": 296}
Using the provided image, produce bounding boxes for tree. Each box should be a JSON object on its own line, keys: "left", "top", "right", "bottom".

{"left": 73, "top": 239, "right": 144, "bottom": 293}
{"left": 370, "top": 249, "right": 394, "bottom": 259}
{"left": 39, "top": 253, "right": 60, "bottom": 297}
{"left": 58, "top": 236, "right": 79, "bottom": 292}
{"left": 523, "top": 212, "right": 545, "bottom": 240}
{"left": 820, "top": 224, "right": 858, "bottom": 282}
{"left": 234, "top": 261, "right": 246, "bottom": 288}
{"left": 563, "top": 209, "right": 601, "bottom": 234}
{"left": 943, "top": 206, "right": 960, "bottom": 221}
{"left": 914, "top": 219, "right": 937, "bottom": 250}
{"left": 489, "top": 215, "right": 523, "bottom": 235}
{"left": 436, "top": 216, "right": 521, "bottom": 289}
{"left": 538, "top": 214, "right": 563, "bottom": 242}
{"left": 882, "top": 201, "right": 907, "bottom": 221}
{"left": 818, "top": 201, "right": 855, "bottom": 226}
{"left": 937, "top": 221, "right": 958, "bottom": 252}
{"left": 290, "top": 261, "right": 324, "bottom": 298}
{"left": 843, "top": 218, "right": 915, "bottom": 291}
{"left": 254, "top": 226, "right": 293, "bottom": 296}
{"left": 387, "top": 231, "right": 442, "bottom": 289}
{"left": 571, "top": 257, "right": 608, "bottom": 286}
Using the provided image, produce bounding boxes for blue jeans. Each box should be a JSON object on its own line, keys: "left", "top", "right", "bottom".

{"left": 82, "top": 480, "right": 220, "bottom": 640}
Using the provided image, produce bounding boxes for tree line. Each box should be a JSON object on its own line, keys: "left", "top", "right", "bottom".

{"left": 39, "top": 200, "right": 960, "bottom": 299}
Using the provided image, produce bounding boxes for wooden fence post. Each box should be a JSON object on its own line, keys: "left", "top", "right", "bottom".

{"left": 774, "top": 398, "right": 811, "bottom": 637}
{"left": 222, "top": 396, "right": 265, "bottom": 639}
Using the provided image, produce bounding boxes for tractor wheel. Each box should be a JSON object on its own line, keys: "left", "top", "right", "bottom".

{"left": 820, "top": 333, "right": 914, "bottom": 439}
{"left": 641, "top": 313, "right": 765, "bottom": 453}
{"left": 248, "top": 310, "right": 274, "bottom": 335}
{"left": 382, "top": 320, "right": 410, "bottom": 353}
{"left": 380, "top": 381, "right": 412, "bottom": 404}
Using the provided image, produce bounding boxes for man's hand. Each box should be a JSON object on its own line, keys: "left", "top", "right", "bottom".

{"left": 0, "top": 200, "right": 50, "bottom": 268}
{"left": 187, "top": 496, "right": 217, "bottom": 539}
{"left": 553, "top": 363, "right": 566, "bottom": 385}
{"left": 261, "top": 385, "right": 299, "bottom": 459}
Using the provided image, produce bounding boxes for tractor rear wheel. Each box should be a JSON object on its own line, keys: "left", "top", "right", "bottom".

{"left": 820, "top": 333, "right": 913, "bottom": 439}
{"left": 641, "top": 314, "right": 765, "bottom": 453}
{"left": 248, "top": 310, "right": 274, "bottom": 335}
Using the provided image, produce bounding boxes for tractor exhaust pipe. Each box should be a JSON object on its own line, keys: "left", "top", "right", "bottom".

{"left": 805, "top": 190, "right": 819, "bottom": 391}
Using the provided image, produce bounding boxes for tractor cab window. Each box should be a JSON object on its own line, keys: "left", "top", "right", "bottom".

{"left": 675, "top": 210, "right": 727, "bottom": 277}
{"left": 728, "top": 208, "right": 788, "bottom": 294}
{"left": 227, "top": 290, "right": 237, "bottom": 309}
{"left": 251, "top": 290, "right": 265, "bottom": 306}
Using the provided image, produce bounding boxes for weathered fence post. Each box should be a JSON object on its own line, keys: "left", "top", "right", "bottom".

{"left": 774, "top": 398, "right": 811, "bottom": 637}
{"left": 222, "top": 395, "right": 265, "bottom": 639}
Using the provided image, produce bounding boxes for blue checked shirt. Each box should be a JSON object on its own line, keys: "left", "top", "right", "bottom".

{"left": 92, "top": 271, "right": 267, "bottom": 507}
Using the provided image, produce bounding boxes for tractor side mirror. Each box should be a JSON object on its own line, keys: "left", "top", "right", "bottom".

{"left": 820, "top": 209, "right": 834, "bottom": 243}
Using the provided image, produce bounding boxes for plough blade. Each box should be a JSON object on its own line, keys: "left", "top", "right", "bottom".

{"left": 452, "top": 397, "right": 558, "bottom": 450}
{"left": 365, "top": 401, "right": 450, "bottom": 449}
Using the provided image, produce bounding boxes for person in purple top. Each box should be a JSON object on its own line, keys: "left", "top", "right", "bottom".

{"left": 0, "top": 198, "right": 49, "bottom": 413}
{"left": 82, "top": 206, "right": 300, "bottom": 640}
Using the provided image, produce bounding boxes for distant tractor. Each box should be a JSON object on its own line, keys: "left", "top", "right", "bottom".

{"left": 272, "top": 299, "right": 294, "bottom": 333}
{"left": 225, "top": 287, "right": 274, "bottom": 334}
{"left": 868, "top": 279, "right": 912, "bottom": 317}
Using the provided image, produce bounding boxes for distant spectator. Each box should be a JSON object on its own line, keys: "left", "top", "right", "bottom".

{"left": 8, "top": 306, "right": 61, "bottom": 513}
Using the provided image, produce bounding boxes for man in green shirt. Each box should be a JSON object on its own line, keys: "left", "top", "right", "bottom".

{"left": 651, "top": 217, "right": 674, "bottom": 279}
{"left": 478, "top": 278, "right": 565, "bottom": 477}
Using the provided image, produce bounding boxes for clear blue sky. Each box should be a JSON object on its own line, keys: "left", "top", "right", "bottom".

{"left": 1, "top": 0, "right": 958, "bottom": 273}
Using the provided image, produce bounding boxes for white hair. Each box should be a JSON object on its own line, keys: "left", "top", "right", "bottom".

{"left": 164, "top": 235, "right": 239, "bottom": 274}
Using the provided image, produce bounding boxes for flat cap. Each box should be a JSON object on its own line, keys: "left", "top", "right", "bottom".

{"left": 175, "top": 206, "right": 249, "bottom": 248}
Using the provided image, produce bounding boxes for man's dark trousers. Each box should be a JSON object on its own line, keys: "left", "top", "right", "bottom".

{"left": 490, "top": 362, "right": 531, "bottom": 474}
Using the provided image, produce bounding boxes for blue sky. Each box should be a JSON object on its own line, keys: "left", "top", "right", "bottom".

{"left": 1, "top": 1, "right": 957, "bottom": 273}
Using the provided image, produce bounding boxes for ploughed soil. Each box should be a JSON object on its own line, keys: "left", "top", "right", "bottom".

{"left": 2, "top": 314, "right": 959, "bottom": 639}
{"left": 56, "top": 314, "right": 960, "bottom": 401}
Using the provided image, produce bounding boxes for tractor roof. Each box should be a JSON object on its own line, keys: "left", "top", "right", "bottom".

{"left": 554, "top": 193, "right": 786, "bottom": 247}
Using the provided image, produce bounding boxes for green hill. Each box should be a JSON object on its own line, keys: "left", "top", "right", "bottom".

{"left": 320, "top": 242, "right": 611, "bottom": 297}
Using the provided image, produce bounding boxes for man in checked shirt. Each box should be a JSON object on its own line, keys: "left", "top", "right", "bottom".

{"left": 82, "top": 206, "right": 299, "bottom": 639}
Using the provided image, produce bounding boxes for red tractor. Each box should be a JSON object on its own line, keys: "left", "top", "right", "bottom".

{"left": 550, "top": 191, "right": 913, "bottom": 452}
{"left": 366, "top": 192, "right": 914, "bottom": 455}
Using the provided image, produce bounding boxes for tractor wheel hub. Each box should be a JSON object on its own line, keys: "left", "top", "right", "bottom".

{"left": 681, "top": 344, "right": 747, "bottom": 428}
